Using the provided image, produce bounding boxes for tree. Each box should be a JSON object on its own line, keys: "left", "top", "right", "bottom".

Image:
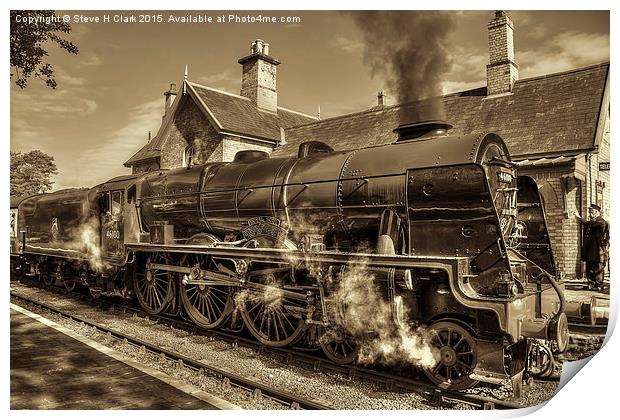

{"left": 11, "top": 150, "right": 58, "bottom": 196}
{"left": 10, "top": 10, "right": 79, "bottom": 89}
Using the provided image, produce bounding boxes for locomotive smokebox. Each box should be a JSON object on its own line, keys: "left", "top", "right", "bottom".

{"left": 393, "top": 120, "right": 453, "bottom": 141}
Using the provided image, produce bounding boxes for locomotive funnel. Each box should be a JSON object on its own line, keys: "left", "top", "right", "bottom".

{"left": 393, "top": 120, "right": 453, "bottom": 141}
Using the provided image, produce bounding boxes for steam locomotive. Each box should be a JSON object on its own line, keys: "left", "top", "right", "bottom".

{"left": 10, "top": 121, "right": 568, "bottom": 391}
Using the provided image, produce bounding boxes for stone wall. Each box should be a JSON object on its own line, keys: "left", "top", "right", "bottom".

{"left": 159, "top": 100, "right": 223, "bottom": 169}
{"left": 222, "top": 135, "right": 274, "bottom": 162}
{"left": 132, "top": 158, "right": 159, "bottom": 174}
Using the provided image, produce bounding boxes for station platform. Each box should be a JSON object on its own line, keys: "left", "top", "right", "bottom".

{"left": 10, "top": 304, "right": 240, "bottom": 410}
{"left": 564, "top": 278, "right": 610, "bottom": 303}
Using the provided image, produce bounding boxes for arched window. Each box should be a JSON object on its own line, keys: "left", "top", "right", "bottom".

{"left": 183, "top": 145, "right": 195, "bottom": 167}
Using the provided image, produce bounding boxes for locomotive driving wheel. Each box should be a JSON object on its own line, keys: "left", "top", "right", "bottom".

{"left": 237, "top": 236, "right": 306, "bottom": 347}
{"left": 38, "top": 261, "right": 56, "bottom": 288}
{"left": 239, "top": 288, "right": 306, "bottom": 347}
{"left": 134, "top": 252, "right": 174, "bottom": 315}
{"left": 40, "top": 271, "right": 55, "bottom": 288}
{"left": 178, "top": 254, "right": 232, "bottom": 329}
{"left": 63, "top": 276, "right": 77, "bottom": 292}
{"left": 424, "top": 321, "right": 479, "bottom": 390}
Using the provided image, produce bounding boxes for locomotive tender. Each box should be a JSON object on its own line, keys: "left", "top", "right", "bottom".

{"left": 10, "top": 121, "right": 568, "bottom": 390}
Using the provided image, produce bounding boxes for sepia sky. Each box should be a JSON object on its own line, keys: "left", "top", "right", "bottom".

{"left": 9, "top": 9, "right": 610, "bottom": 190}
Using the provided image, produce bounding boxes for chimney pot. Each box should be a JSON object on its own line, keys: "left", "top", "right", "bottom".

{"left": 255, "top": 39, "right": 264, "bottom": 54}
{"left": 377, "top": 91, "right": 385, "bottom": 106}
{"left": 263, "top": 43, "right": 270, "bottom": 56}
{"left": 163, "top": 81, "right": 178, "bottom": 117}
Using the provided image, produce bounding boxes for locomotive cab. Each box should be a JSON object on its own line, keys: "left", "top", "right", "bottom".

{"left": 98, "top": 190, "right": 124, "bottom": 259}
{"left": 92, "top": 173, "right": 143, "bottom": 262}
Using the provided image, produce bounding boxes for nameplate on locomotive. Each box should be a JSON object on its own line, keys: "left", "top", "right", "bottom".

{"left": 241, "top": 216, "right": 288, "bottom": 242}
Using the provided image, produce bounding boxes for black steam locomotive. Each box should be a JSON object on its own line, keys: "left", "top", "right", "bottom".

{"left": 10, "top": 121, "right": 568, "bottom": 390}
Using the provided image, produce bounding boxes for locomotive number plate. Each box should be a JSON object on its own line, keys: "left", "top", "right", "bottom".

{"left": 497, "top": 170, "right": 514, "bottom": 184}
{"left": 105, "top": 229, "right": 121, "bottom": 239}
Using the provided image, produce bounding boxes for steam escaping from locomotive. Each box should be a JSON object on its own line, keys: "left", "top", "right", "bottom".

{"left": 349, "top": 11, "right": 454, "bottom": 122}
{"left": 327, "top": 260, "right": 439, "bottom": 369}
{"left": 234, "top": 275, "right": 284, "bottom": 313}
{"left": 67, "top": 218, "right": 109, "bottom": 273}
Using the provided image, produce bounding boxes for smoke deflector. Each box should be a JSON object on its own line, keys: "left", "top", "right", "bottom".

{"left": 393, "top": 120, "right": 453, "bottom": 142}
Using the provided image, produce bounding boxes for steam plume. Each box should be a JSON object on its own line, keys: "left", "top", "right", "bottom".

{"left": 65, "top": 217, "right": 110, "bottom": 272}
{"left": 327, "top": 259, "right": 439, "bottom": 368}
{"left": 348, "top": 11, "right": 455, "bottom": 122}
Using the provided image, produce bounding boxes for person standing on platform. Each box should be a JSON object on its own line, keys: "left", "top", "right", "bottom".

{"left": 574, "top": 204, "right": 610, "bottom": 292}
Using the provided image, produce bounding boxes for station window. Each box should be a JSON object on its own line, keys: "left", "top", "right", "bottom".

{"left": 183, "top": 145, "right": 195, "bottom": 167}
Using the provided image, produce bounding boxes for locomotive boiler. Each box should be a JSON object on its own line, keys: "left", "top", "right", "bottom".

{"left": 10, "top": 121, "right": 569, "bottom": 391}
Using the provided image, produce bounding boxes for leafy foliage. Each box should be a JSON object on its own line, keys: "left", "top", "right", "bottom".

{"left": 11, "top": 150, "right": 59, "bottom": 196}
{"left": 10, "top": 10, "right": 79, "bottom": 89}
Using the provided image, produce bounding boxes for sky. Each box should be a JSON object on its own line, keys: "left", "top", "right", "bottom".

{"left": 9, "top": 9, "right": 610, "bottom": 191}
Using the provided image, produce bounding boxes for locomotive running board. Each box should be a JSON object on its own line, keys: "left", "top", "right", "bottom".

{"left": 126, "top": 242, "right": 468, "bottom": 269}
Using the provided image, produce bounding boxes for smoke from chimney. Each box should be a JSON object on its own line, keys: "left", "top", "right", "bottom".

{"left": 348, "top": 11, "right": 455, "bottom": 123}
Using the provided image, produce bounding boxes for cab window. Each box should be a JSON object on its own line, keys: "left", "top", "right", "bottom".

{"left": 99, "top": 192, "right": 110, "bottom": 213}
{"left": 111, "top": 191, "right": 122, "bottom": 215}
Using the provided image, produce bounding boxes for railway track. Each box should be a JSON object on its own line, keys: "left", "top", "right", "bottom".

{"left": 11, "top": 279, "right": 557, "bottom": 410}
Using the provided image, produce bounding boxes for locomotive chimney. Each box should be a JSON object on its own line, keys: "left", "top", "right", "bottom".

{"left": 239, "top": 39, "right": 280, "bottom": 113}
{"left": 486, "top": 10, "right": 519, "bottom": 96}
{"left": 393, "top": 121, "right": 452, "bottom": 141}
{"left": 163, "top": 83, "right": 177, "bottom": 118}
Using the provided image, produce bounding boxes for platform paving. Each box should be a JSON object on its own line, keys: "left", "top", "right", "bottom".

{"left": 10, "top": 305, "right": 237, "bottom": 409}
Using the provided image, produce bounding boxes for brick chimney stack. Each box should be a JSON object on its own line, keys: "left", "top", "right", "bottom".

{"left": 238, "top": 39, "right": 280, "bottom": 113}
{"left": 486, "top": 11, "right": 519, "bottom": 96}
{"left": 163, "top": 83, "right": 177, "bottom": 118}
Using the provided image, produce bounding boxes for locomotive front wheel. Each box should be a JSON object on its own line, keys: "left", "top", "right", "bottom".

{"left": 319, "top": 328, "right": 359, "bottom": 364}
{"left": 527, "top": 341, "right": 555, "bottom": 378}
{"left": 134, "top": 252, "right": 174, "bottom": 315}
{"left": 178, "top": 254, "right": 232, "bottom": 329}
{"left": 238, "top": 289, "right": 306, "bottom": 347}
{"left": 424, "top": 321, "right": 479, "bottom": 390}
